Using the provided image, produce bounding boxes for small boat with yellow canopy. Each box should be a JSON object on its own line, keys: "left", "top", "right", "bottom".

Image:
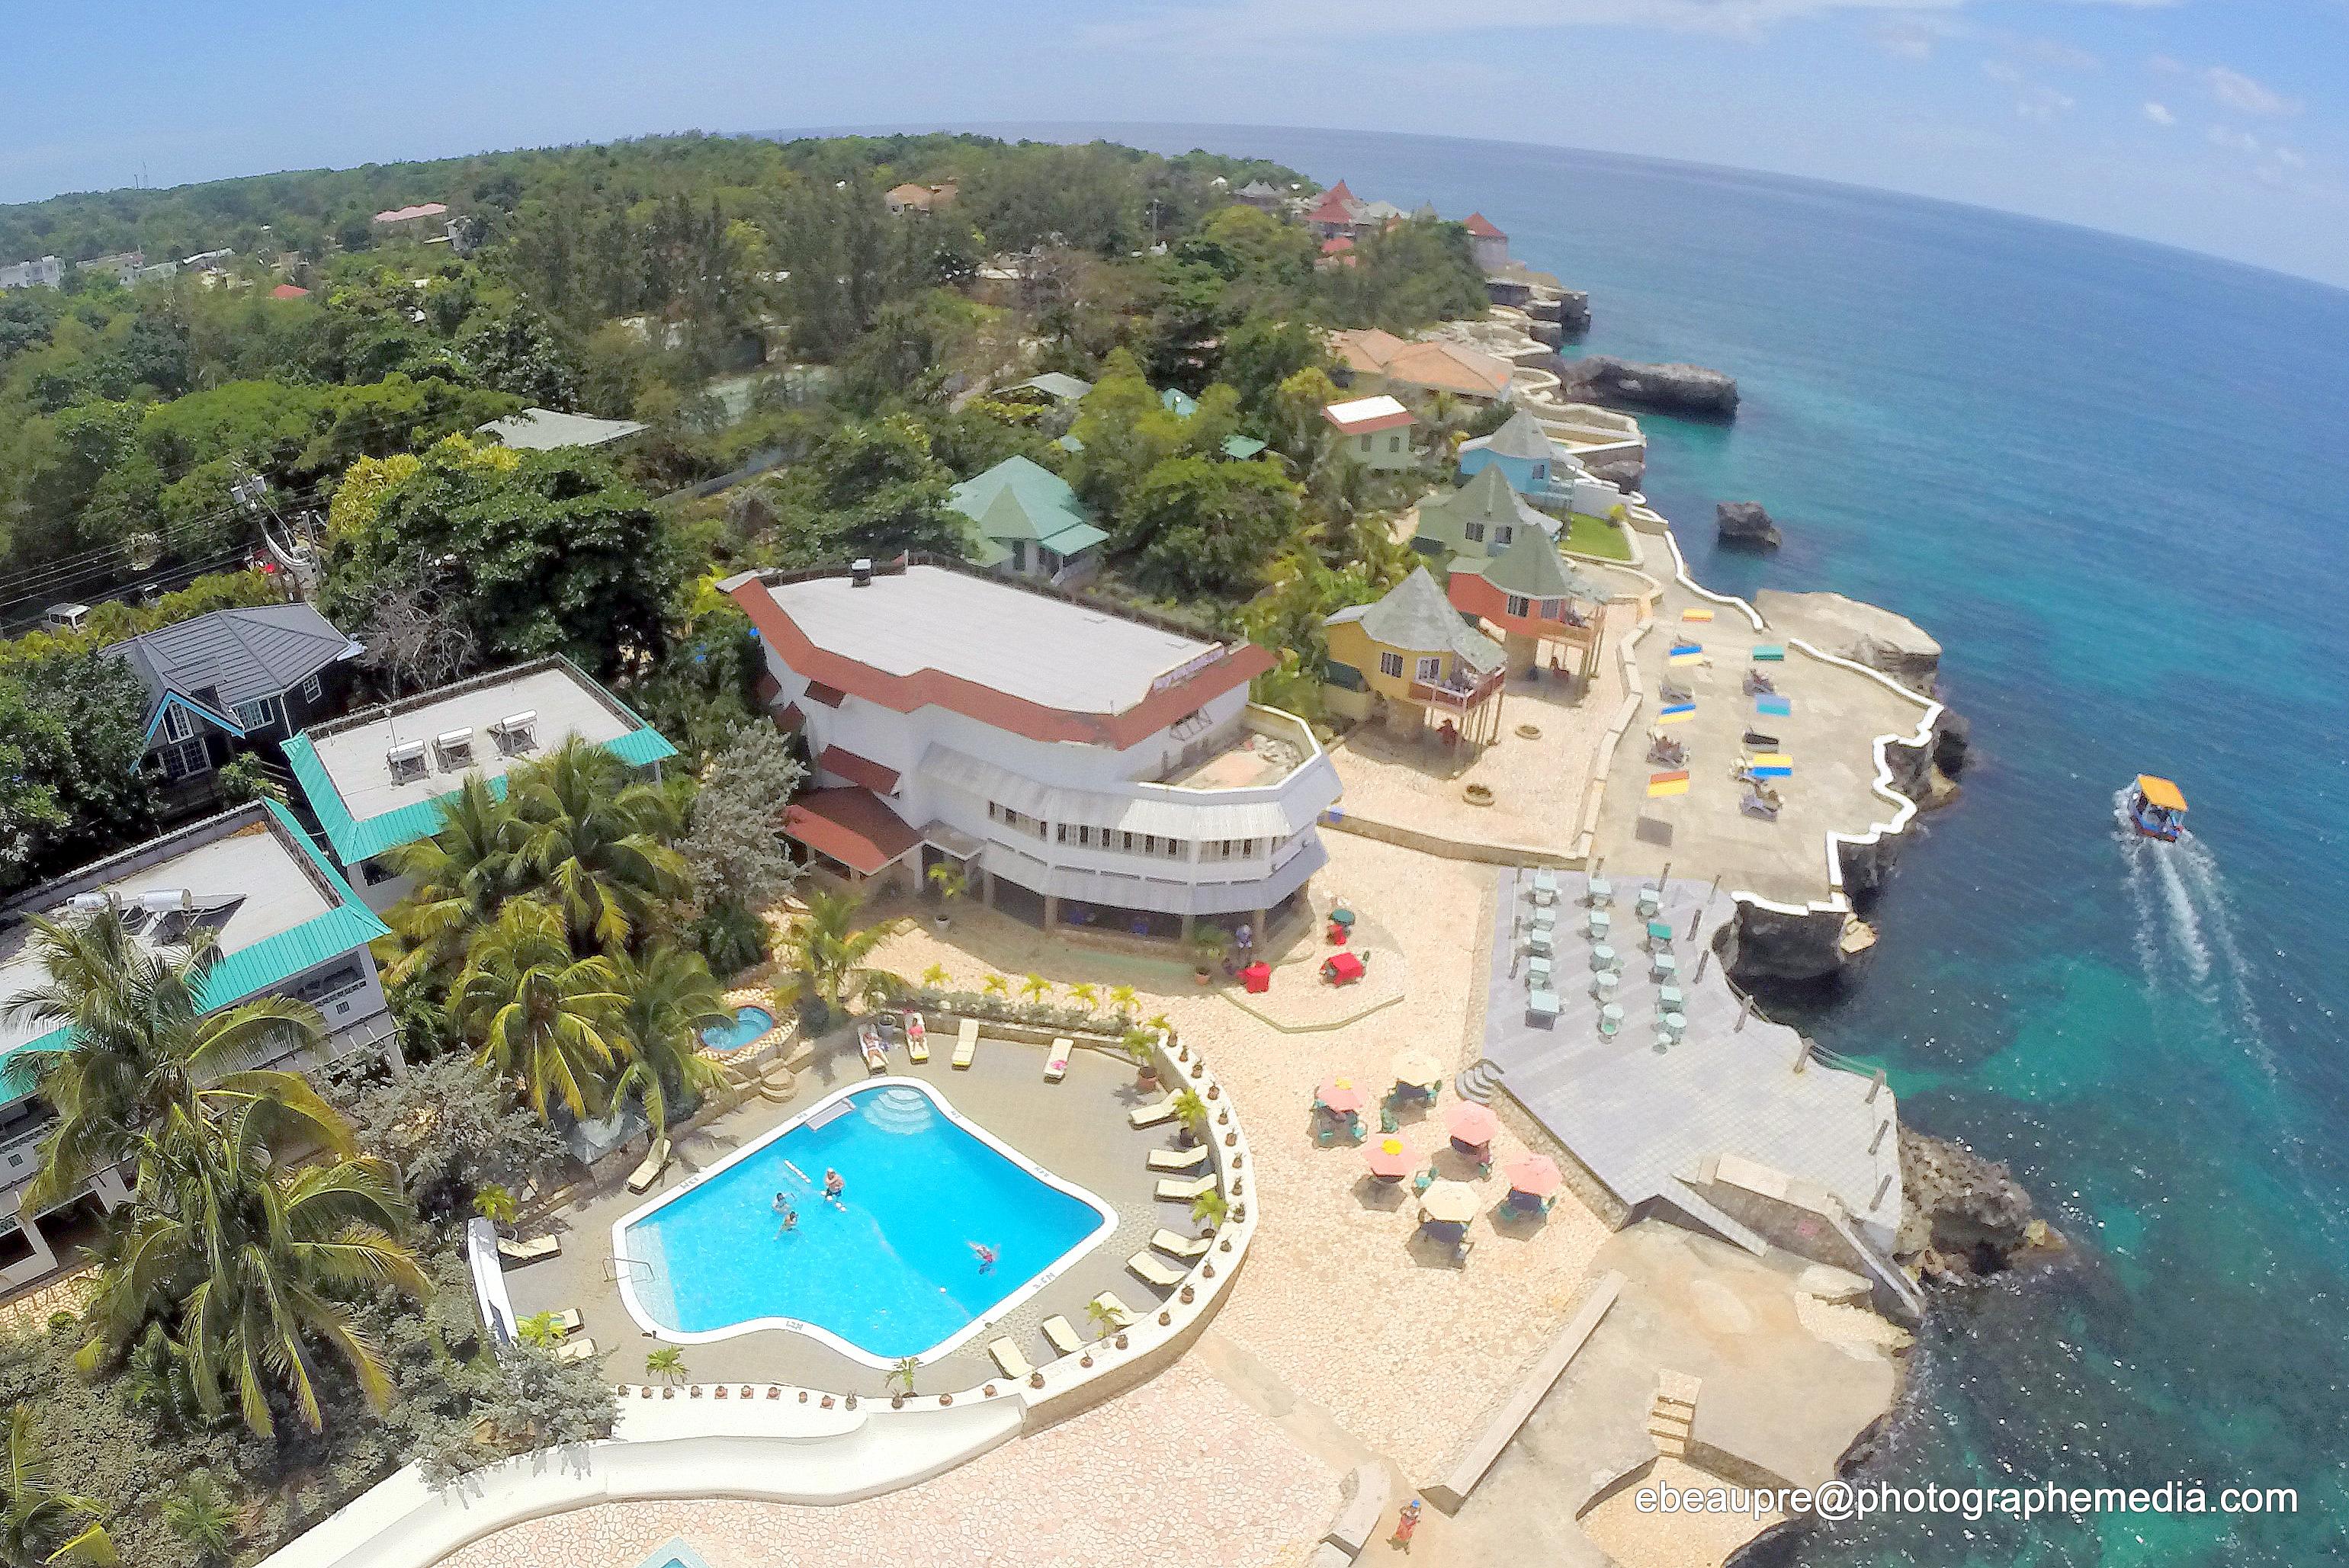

{"left": 2126, "top": 775, "right": 2187, "bottom": 842}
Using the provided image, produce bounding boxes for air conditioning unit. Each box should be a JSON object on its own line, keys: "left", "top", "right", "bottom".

{"left": 434, "top": 726, "right": 475, "bottom": 768}
{"left": 387, "top": 738, "right": 428, "bottom": 784}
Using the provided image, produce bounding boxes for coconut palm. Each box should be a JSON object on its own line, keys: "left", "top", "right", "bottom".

{"left": 472, "top": 1184, "right": 517, "bottom": 1230}
{"left": 81, "top": 1098, "right": 427, "bottom": 1438}
{"left": 644, "top": 1346, "right": 686, "bottom": 1384}
{"left": 1019, "top": 973, "right": 1052, "bottom": 1004}
{"left": 1067, "top": 982, "right": 1099, "bottom": 1012}
{"left": 768, "top": 891, "right": 906, "bottom": 1027}
{"left": 0, "top": 1406, "right": 115, "bottom": 1566}
{"left": 452, "top": 899, "right": 625, "bottom": 1120}
{"left": 919, "top": 962, "right": 950, "bottom": 989}
{"left": 516, "top": 1311, "right": 568, "bottom": 1350}
{"left": 1190, "top": 1188, "right": 1229, "bottom": 1229}
{"left": 3, "top": 915, "right": 347, "bottom": 1214}
{"left": 608, "top": 946, "right": 730, "bottom": 1142}
{"left": 980, "top": 973, "right": 1009, "bottom": 998}
{"left": 1083, "top": 1297, "right": 1128, "bottom": 1339}
{"left": 159, "top": 1473, "right": 234, "bottom": 1566}
{"left": 1108, "top": 984, "right": 1139, "bottom": 1020}
{"left": 380, "top": 776, "right": 522, "bottom": 985}
{"left": 509, "top": 736, "right": 688, "bottom": 955}
{"left": 887, "top": 1356, "right": 919, "bottom": 1396}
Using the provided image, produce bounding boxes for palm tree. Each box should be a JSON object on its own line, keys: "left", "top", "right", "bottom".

{"left": 0, "top": 1407, "right": 114, "bottom": 1566}
{"left": 1172, "top": 1089, "right": 1209, "bottom": 1146}
{"left": 509, "top": 736, "right": 688, "bottom": 955}
{"left": 472, "top": 1184, "right": 517, "bottom": 1230}
{"left": 980, "top": 973, "right": 1009, "bottom": 999}
{"left": 1083, "top": 1297, "right": 1128, "bottom": 1339}
{"left": 608, "top": 946, "right": 730, "bottom": 1143}
{"left": 769, "top": 891, "right": 906, "bottom": 1028}
{"left": 380, "top": 775, "right": 521, "bottom": 985}
{"left": 1108, "top": 984, "right": 1139, "bottom": 1020}
{"left": 1190, "top": 1188, "right": 1230, "bottom": 1229}
{"left": 925, "top": 862, "right": 968, "bottom": 915}
{"left": 3, "top": 915, "right": 347, "bottom": 1214}
{"left": 160, "top": 1474, "right": 236, "bottom": 1566}
{"left": 1019, "top": 973, "right": 1052, "bottom": 1004}
{"left": 81, "top": 1100, "right": 427, "bottom": 1438}
{"left": 645, "top": 1346, "right": 687, "bottom": 1384}
{"left": 453, "top": 899, "right": 625, "bottom": 1120}
{"left": 919, "top": 962, "right": 951, "bottom": 990}
{"left": 887, "top": 1356, "right": 919, "bottom": 1397}
{"left": 1067, "top": 982, "right": 1099, "bottom": 1012}
{"left": 516, "top": 1311, "right": 568, "bottom": 1350}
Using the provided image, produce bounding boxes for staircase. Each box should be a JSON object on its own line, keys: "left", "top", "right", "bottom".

{"left": 1455, "top": 1057, "right": 1507, "bottom": 1103}
{"left": 1647, "top": 1370, "right": 1701, "bottom": 1457}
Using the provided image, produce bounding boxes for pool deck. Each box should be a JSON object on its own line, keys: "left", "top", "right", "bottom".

{"left": 507, "top": 1029, "right": 1192, "bottom": 1397}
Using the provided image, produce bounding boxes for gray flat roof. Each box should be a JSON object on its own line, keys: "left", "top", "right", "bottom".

{"left": 478, "top": 408, "right": 650, "bottom": 451}
{"left": 302, "top": 664, "right": 634, "bottom": 822}
{"left": 0, "top": 820, "right": 332, "bottom": 1054}
{"left": 765, "top": 565, "right": 1219, "bottom": 715}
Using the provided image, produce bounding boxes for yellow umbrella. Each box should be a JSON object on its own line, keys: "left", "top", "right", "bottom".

{"left": 1419, "top": 1180, "right": 1481, "bottom": 1225}
{"left": 1391, "top": 1049, "right": 1442, "bottom": 1089}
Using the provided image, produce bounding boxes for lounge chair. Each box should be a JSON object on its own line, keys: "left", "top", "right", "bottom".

{"left": 626, "top": 1137, "right": 670, "bottom": 1194}
{"left": 1741, "top": 784, "right": 1783, "bottom": 820}
{"left": 1128, "top": 1095, "right": 1178, "bottom": 1128}
{"left": 1647, "top": 732, "right": 1688, "bottom": 767}
{"left": 1128, "top": 1251, "right": 1186, "bottom": 1289}
{"left": 858, "top": 1021, "right": 888, "bottom": 1075}
{"left": 1151, "top": 1227, "right": 1212, "bottom": 1259}
{"left": 498, "top": 1233, "right": 560, "bottom": 1264}
{"left": 1148, "top": 1145, "right": 1209, "bottom": 1172}
{"left": 1045, "top": 1037, "right": 1072, "bottom": 1082}
{"left": 952, "top": 1018, "right": 978, "bottom": 1069}
{"left": 903, "top": 1010, "right": 929, "bottom": 1063}
{"left": 1042, "top": 1316, "right": 1083, "bottom": 1357}
{"left": 553, "top": 1336, "right": 598, "bottom": 1364}
{"left": 1658, "top": 673, "right": 1695, "bottom": 703}
{"left": 1744, "top": 669, "right": 1778, "bottom": 695}
{"left": 1742, "top": 729, "right": 1779, "bottom": 749}
{"left": 988, "top": 1337, "right": 1033, "bottom": 1380}
{"left": 1156, "top": 1172, "right": 1218, "bottom": 1202}
{"left": 1090, "top": 1292, "right": 1134, "bottom": 1329}
{"left": 551, "top": 1307, "right": 584, "bottom": 1334}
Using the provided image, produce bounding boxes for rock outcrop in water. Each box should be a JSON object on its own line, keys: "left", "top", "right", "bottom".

{"left": 1557, "top": 354, "right": 1739, "bottom": 418}
{"left": 1717, "top": 500, "right": 1782, "bottom": 548}
{"left": 1897, "top": 1127, "right": 2061, "bottom": 1283}
{"left": 1587, "top": 457, "right": 1645, "bottom": 491}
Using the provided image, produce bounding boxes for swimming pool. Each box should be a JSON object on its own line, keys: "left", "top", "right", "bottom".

{"left": 698, "top": 1004, "right": 775, "bottom": 1054}
{"left": 614, "top": 1078, "right": 1115, "bottom": 1364}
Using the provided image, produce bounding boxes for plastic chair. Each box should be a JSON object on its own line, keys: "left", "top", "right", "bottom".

{"left": 1587, "top": 877, "right": 1613, "bottom": 907}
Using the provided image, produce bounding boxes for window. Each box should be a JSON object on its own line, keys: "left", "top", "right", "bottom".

{"left": 1388, "top": 434, "right": 1402, "bottom": 454}
{"left": 1415, "top": 656, "right": 1442, "bottom": 682}
{"left": 1009, "top": 540, "right": 1028, "bottom": 572}
{"left": 233, "top": 694, "right": 281, "bottom": 733}
{"left": 1494, "top": 525, "right": 1514, "bottom": 547}
{"left": 1358, "top": 433, "right": 1372, "bottom": 452}
{"left": 301, "top": 673, "right": 323, "bottom": 703}
{"left": 1540, "top": 598, "right": 1564, "bottom": 620}
{"left": 361, "top": 858, "right": 397, "bottom": 887}
{"left": 159, "top": 704, "right": 194, "bottom": 743}
{"left": 1507, "top": 595, "right": 1531, "bottom": 618}
{"left": 159, "top": 737, "right": 210, "bottom": 781}
{"left": 1378, "top": 651, "right": 1404, "bottom": 680}
{"left": 1463, "top": 521, "right": 1485, "bottom": 544}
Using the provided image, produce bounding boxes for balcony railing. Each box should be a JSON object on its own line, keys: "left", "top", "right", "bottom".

{"left": 1410, "top": 669, "right": 1506, "bottom": 710}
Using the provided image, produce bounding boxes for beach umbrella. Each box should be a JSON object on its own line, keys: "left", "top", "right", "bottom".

{"left": 1419, "top": 1180, "right": 1481, "bottom": 1226}
{"left": 1505, "top": 1154, "right": 1563, "bottom": 1198}
{"left": 1365, "top": 1137, "right": 1412, "bottom": 1181}
{"left": 1391, "top": 1049, "right": 1442, "bottom": 1090}
{"left": 1316, "top": 1077, "right": 1369, "bottom": 1114}
{"left": 1445, "top": 1102, "right": 1499, "bottom": 1146}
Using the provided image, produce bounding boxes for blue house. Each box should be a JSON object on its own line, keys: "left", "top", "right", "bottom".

{"left": 1456, "top": 409, "right": 1568, "bottom": 496}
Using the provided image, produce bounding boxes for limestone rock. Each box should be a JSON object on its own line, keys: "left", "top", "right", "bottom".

{"left": 1587, "top": 457, "right": 1645, "bottom": 492}
{"left": 1556, "top": 354, "right": 1738, "bottom": 418}
{"left": 1933, "top": 710, "right": 1971, "bottom": 775}
{"left": 1717, "top": 500, "right": 1781, "bottom": 549}
{"left": 1555, "top": 290, "right": 1593, "bottom": 333}
{"left": 1895, "top": 1127, "right": 2059, "bottom": 1282}
{"left": 1754, "top": 589, "right": 1942, "bottom": 688}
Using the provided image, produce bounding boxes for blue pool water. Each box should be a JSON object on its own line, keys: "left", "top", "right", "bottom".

{"left": 621, "top": 1081, "right": 1111, "bottom": 1359}
{"left": 698, "top": 1005, "right": 775, "bottom": 1054}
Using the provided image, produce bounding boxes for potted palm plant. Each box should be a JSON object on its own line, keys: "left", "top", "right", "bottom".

{"left": 1189, "top": 925, "right": 1230, "bottom": 984}
{"left": 1172, "top": 1089, "right": 1208, "bottom": 1148}
{"left": 926, "top": 862, "right": 968, "bottom": 928}
{"left": 888, "top": 1356, "right": 919, "bottom": 1407}
{"left": 1122, "top": 1027, "right": 1160, "bottom": 1092}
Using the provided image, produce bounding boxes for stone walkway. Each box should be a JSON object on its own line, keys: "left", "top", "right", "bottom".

{"left": 437, "top": 1361, "right": 1343, "bottom": 1568}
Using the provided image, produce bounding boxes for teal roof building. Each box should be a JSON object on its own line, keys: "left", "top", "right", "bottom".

{"left": 945, "top": 456, "right": 1110, "bottom": 583}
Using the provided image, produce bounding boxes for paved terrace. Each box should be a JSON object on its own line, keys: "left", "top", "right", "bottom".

{"left": 505, "top": 1031, "right": 1196, "bottom": 1399}
{"left": 1593, "top": 544, "right": 1935, "bottom": 908}
{"left": 1479, "top": 868, "right": 1901, "bottom": 1246}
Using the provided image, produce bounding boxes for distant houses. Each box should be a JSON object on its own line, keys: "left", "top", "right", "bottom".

{"left": 477, "top": 407, "right": 650, "bottom": 451}
{"left": 1322, "top": 567, "right": 1507, "bottom": 743}
{"left": 884, "top": 181, "right": 959, "bottom": 215}
{"left": 1327, "top": 329, "right": 1514, "bottom": 406}
{"left": 0, "top": 256, "right": 62, "bottom": 291}
{"left": 1323, "top": 395, "right": 1420, "bottom": 472}
{"left": 1409, "top": 466, "right": 1609, "bottom": 680}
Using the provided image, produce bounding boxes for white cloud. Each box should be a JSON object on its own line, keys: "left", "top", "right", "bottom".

{"left": 2208, "top": 124, "right": 2262, "bottom": 154}
{"left": 1982, "top": 59, "right": 2023, "bottom": 86}
{"left": 2205, "top": 66, "right": 2299, "bottom": 117}
{"left": 2142, "top": 101, "right": 2175, "bottom": 126}
{"left": 2018, "top": 37, "right": 2100, "bottom": 72}
{"left": 2015, "top": 85, "right": 2077, "bottom": 123}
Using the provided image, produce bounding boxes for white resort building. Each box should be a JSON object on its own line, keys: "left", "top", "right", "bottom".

{"left": 723, "top": 557, "right": 1343, "bottom": 939}
{"left": 284, "top": 656, "right": 678, "bottom": 911}
{"left": 0, "top": 801, "right": 400, "bottom": 1289}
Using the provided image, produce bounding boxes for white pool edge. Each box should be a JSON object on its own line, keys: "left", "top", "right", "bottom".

{"left": 610, "top": 1076, "right": 1119, "bottom": 1368}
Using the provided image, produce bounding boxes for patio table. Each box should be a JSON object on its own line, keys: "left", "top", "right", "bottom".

{"left": 1651, "top": 952, "right": 1680, "bottom": 982}
{"left": 1527, "top": 926, "right": 1555, "bottom": 957}
{"left": 1590, "top": 943, "right": 1618, "bottom": 973}
{"left": 1527, "top": 988, "right": 1561, "bottom": 1021}
{"left": 1591, "top": 970, "right": 1619, "bottom": 999}
{"left": 1636, "top": 888, "right": 1662, "bottom": 918}
{"left": 1527, "top": 955, "right": 1553, "bottom": 986}
{"left": 1658, "top": 984, "right": 1686, "bottom": 1012}
{"left": 1598, "top": 1003, "right": 1625, "bottom": 1037}
{"left": 1532, "top": 905, "right": 1557, "bottom": 932}
{"left": 1587, "top": 876, "right": 1613, "bottom": 907}
{"left": 1661, "top": 1010, "right": 1687, "bottom": 1041}
{"left": 1587, "top": 909, "right": 1613, "bottom": 938}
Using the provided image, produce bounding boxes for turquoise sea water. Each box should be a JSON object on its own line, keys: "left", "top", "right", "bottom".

{"left": 1000, "top": 124, "right": 2347, "bottom": 1563}
{"left": 624, "top": 1082, "right": 1108, "bottom": 1357}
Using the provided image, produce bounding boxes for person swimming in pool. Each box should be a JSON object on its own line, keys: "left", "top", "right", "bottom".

{"left": 772, "top": 1193, "right": 798, "bottom": 1236}
{"left": 969, "top": 1241, "right": 997, "bottom": 1273}
{"left": 823, "top": 1167, "right": 845, "bottom": 1201}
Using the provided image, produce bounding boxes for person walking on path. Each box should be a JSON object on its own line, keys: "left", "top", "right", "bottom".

{"left": 1389, "top": 1498, "right": 1422, "bottom": 1554}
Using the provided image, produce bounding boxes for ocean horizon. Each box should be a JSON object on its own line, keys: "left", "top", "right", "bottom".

{"left": 937, "top": 122, "right": 2349, "bottom": 1565}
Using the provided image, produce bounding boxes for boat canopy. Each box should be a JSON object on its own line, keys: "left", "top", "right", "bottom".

{"left": 2136, "top": 775, "right": 2187, "bottom": 813}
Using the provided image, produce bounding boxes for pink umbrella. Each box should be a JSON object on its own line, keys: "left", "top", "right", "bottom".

{"left": 1317, "top": 1077, "right": 1369, "bottom": 1114}
{"left": 1365, "top": 1137, "right": 1412, "bottom": 1181}
{"left": 1505, "top": 1154, "right": 1563, "bottom": 1198}
{"left": 1446, "top": 1102, "right": 1499, "bottom": 1146}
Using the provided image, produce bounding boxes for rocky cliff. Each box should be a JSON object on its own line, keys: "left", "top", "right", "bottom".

{"left": 1557, "top": 355, "right": 1738, "bottom": 418}
{"left": 1753, "top": 590, "right": 1941, "bottom": 691}
{"left": 1896, "top": 1127, "right": 2062, "bottom": 1282}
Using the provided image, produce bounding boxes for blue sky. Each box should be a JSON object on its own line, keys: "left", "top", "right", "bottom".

{"left": 2, "top": 0, "right": 2341, "bottom": 286}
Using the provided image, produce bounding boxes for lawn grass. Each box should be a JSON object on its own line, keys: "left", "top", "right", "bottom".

{"left": 1563, "top": 511, "right": 1635, "bottom": 561}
